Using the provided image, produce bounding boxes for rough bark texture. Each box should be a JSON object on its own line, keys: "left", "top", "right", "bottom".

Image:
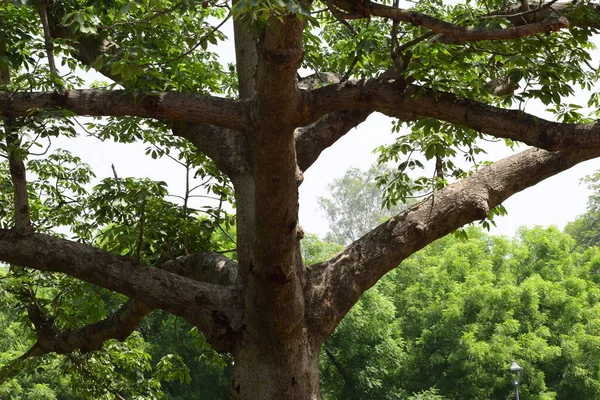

{"left": 0, "top": 90, "right": 249, "bottom": 129}
{"left": 3, "top": 2, "right": 600, "bottom": 398}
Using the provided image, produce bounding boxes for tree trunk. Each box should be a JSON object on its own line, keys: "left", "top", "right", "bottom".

{"left": 231, "top": 330, "right": 320, "bottom": 399}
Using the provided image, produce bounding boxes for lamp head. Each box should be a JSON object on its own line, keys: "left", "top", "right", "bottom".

{"left": 509, "top": 361, "right": 523, "bottom": 375}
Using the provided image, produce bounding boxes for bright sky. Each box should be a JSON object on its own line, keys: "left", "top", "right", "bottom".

{"left": 54, "top": 16, "right": 600, "bottom": 241}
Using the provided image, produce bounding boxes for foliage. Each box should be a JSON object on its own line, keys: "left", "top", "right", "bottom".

{"left": 301, "top": 233, "right": 343, "bottom": 265}
{"left": 0, "top": 139, "right": 234, "bottom": 397}
{"left": 566, "top": 170, "right": 600, "bottom": 250}
{"left": 317, "top": 226, "right": 600, "bottom": 399}
{"left": 318, "top": 164, "right": 407, "bottom": 245}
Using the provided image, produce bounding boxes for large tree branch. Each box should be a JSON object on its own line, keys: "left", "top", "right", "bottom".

{"left": 368, "top": 3, "right": 569, "bottom": 43}
{"left": 493, "top": 2, "right": 600, "bottom": 28}
{"left": 295, "top": 72, "right": 373, "bottom": 172}
{"left": 397, "top": 85, "right": 600, "bottom": 151}
{"left": 328, "top": 1, "right": 569, "bottom": 43}
{"left": 295, "top": 110, "right": 372, "bottom": 172}
{"left": 2, "top": 250, "right": 238, "bottom": 366}
{"left": 26, "top": 299, "right": 152, "bottom": 358}
{"left": 0, "top": 231, "right": 242, "bottom": 352}
{"left": 303, "top": 81, "right": 600, "bottom": 152}
{"left": 162, "top": 251, "right": 238, "bottom": 286}
{"left": 0, "top": 90, "right": 250, "bottom": 131}
{"left": 305, "top": 147, "right": 600, "bottom": 344}
{"left": 0, "top": 299, "right": 151, "bottom": 383}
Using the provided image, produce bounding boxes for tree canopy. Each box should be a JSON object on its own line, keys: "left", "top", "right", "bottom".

{"left": 3, "top": 0, "right": 600, "bottom": 398}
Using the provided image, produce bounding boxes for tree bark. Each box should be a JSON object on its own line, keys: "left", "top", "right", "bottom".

{"left": 231, "top": 336, "right": 320, "bottom": 399}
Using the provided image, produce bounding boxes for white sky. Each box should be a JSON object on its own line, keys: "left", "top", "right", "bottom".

{"left": 53, "top": 16, "right": 600, "bottom": 241}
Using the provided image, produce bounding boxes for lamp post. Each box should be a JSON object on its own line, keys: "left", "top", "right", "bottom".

{"left": 509, "top": 361, "right": 523, "bottom": 400}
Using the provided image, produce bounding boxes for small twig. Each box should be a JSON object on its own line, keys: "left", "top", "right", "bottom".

{"left": 325, "top": 1, "right": 357, "bottom": 33}
{"left": 324, "top": 345, "right": 351, "bottom": 388}
{"left": 111, "top": 163, "right": 119, "bottom": 181}
{"left": 217, "top": 248, "right": 237, "bottom": 254}
{"left": 341, "top": 55, "right": 359, "bottom": 82}
{"left": 397, "top": 31, "right": 436, "bottom": 53}
{"left": 188, "top": 194, "right": 222, "bottom": 200}
{"left": 135, "top": 199, "right": 146, "bottom": 260}
{"left": 38, "top": 0, "right": 59, "bottom": 85}
{"left": 183, "top": 162, "right": 191, "bottom": 254}
{"left": 188, "top": 178, "right": 212, "bottom": 194}
{"left": 27, "top": 136, "right": 52, "bottom": 156}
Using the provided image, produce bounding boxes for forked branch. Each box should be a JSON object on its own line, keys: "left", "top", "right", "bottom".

{"left": 295, "top": 109, "right": 372, "bottom": 172}
{"left": 32, "top": 299, "right": 151, "bottom": 357}
{"left": 0, "top": 299, "right": 151, "bottom": 383}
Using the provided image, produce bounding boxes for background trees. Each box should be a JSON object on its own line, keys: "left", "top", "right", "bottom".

{"left": 317, "top": 164, "right": 403, "bottom": 245}
{"left": 317, "top": 167, "right": 600, "bottom": 400}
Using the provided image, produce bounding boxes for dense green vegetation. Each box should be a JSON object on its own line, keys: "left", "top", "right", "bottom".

{"left": 3, "top": 165, "right": 600, "bottom": 399}
{"left": 317, "top": 226, "right": 600, "bottom": 399}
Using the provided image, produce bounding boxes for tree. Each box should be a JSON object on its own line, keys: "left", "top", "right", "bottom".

{"left": 566, "top": 170, "right": 600, "bottom": 249}
{"left": 2, "top": 0, "right": 600, "bottom": 398}
{"left": 384, "top": 226, "right": 600, "bottom": 400}
{"left": 318, "top": 164, "right": 403, "bottom": 245}
{"left": 319, "top": 226, "right": 600, "bottom": 399}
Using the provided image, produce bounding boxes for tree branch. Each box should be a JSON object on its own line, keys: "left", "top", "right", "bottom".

{"left": 303, "top": 81, "right": 600, "bottom": 152}
{"left": 30, "top": 299, "right": 152, "bottom": 358}
{"left": 0, "top": 300, "right": 150, "bottom": 384}
{"left": 46, "top": 6, "right": 123, "bottom": 83}
{"left": 492, "top": 1, "right": 600, "bottom": 28}
{"left": 298, "top": 77, "right": 408, "bottom": 127}
{"left": 295, "top": 109, "right": 372, "bottom": 172}
{"left": 0, "top": 90, "right": 251, "bottom": 131}
{"left": 38, "top": 0, "right": 58, "bottom": 79}
{"left": 162, "top": 252, "right": 238, "bottom": 286}
{"left": 369, "top": 4, "right": 569, "bottom": 43}
{"left": 1, "top": 38, "right": 32, "bottom": 235}
{"left": 305, "top": 147, "right": 600, "bottom": 344}
{"left": 397, "top": 85, "right": 600, "bottom": 151}
{"left": 0, "top": 230, "right": 242, "bottom": 351}
{"left": 328, "top": 1, "right": 570, "bottom": 43}
{"left": 5, "top": 130, "right": 33, "bottom": 235}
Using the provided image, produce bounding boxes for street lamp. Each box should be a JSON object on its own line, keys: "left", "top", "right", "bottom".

{"left": 509, "top": 361, "right": 523, "bottom": 400}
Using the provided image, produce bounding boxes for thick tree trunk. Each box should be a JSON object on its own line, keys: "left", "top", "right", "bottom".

{"left": 231, "top": 327, "right": 320, "bottom": 399}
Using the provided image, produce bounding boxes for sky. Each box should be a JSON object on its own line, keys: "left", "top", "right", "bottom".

{"left": 53, "top": 14, "right": 600, "bottom": 241}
